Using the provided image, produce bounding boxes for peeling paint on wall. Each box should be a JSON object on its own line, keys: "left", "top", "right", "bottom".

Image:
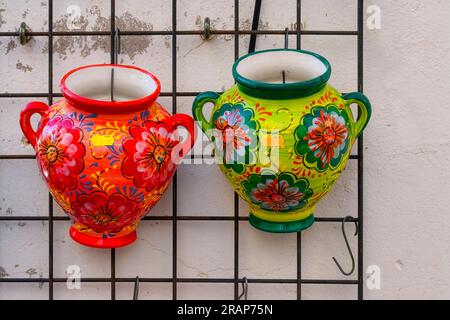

{"left": 0, "top": 8, "right": 6, "bottom": 28}
{"left": 193, "top": 15, "right": 270, "bottom": 42}
{"left": 5, "top": 38, "right": 16, "bottom": 54}
{"left": 21, "top": 8, "right": 29, "bottom": 19}
{"left": 116, "top": 12, "right": 154, "bottom": 59}
{"left": 46, "top": 6, "right": 154, "bottom": 60}
{"left": 239, "top": 17, "right": 270, "bottom": 31}
{"left": 0, "top": 266, "right": 9, "bottom": 278}
{"left": 16, "top": 61, "right": 33, "bottom": 72}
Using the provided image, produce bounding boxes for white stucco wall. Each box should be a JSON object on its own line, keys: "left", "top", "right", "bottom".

{"left": 0, "top": 0, "right": 449, "bottom": 300}
{"left": 364, "top": 0, "right": 450, "bottom": 299}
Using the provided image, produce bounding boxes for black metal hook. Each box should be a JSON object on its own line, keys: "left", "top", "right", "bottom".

{"left": 113, "top": 27, "right": 121, "bottom": 64}
{"left": 281, "top": 27, "right": 289, "bottom": 83}
{"left": 284, "top": 27, "right": 289, "bottom": 49}
{"left": 19, "top": 22, "right": 32, "bottom": 45}
{"left": 201, "top": 17, "right": 212, "bottom": 40}
{"left": 332, "top": 216, "right": 358, "bottom": 276}
{"left": 110, "top": 27, "right": 121, "bottom": 101}
{"left": 248, "top": 0, "right": 262, "bottom": 53}
{"left": 237, "top": 277, "right": 248, "bottom": 300}
{"left": 133, "top": 276, "right": 139, "bottom": 300}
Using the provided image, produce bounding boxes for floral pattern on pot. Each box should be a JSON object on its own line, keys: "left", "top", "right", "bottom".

{"left": 242, "top": 172, "right": 313, "bottom": 212}
{"left": 20, "top": 64, "right": 196, "bottom": 248}
{"left": 71, "top": 191, "right": 140, "bottom": 233}
{"left": 294, "top": 105, "right": 350, "bottom": 172}
{"left": 38, "top": 115, "right": 86, "bottom": 192}
{"left": 211, "top": 102, "right": 258, "bottom": 174}
{"left": 122, "top": 120, "right": 179, "bottom": 191}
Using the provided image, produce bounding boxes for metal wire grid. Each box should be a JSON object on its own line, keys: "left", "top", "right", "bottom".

{"left": 0, "top": 0, "right": 365, "bottom": 300}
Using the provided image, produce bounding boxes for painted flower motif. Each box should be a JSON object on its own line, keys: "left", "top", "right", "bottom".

{"left": 38, "top": 116, "right": 85, "bottom": 192}
{"left": 71, "top": 191, "right": 140, "bottom": 233}
{"left": 294, "top": 105, "right": 350, "bottom": 171}
{"left": 212, "top": 103, "right": 258, "bottom": 174}
{"left": 122, "top": 121, "right": 179, "bottom": 191}
{"left": 242, "top": 172, "right": 312, "bottom": 212}
{"left": 142, "top": 185, "right": 167, "bottom": 213}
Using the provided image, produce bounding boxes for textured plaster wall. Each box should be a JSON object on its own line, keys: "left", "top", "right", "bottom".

{"left": 364, "top": 0, "right": 450, "bottom": 299}
{"left": 0, "top": 0, "right": 449, "bottom": 300}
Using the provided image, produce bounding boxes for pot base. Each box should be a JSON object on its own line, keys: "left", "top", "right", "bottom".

{"left": 69, "top": 226, "right": 137, "bottom": 248}
{"left": 249, "top": 214, "right": 315, "bottom": 233}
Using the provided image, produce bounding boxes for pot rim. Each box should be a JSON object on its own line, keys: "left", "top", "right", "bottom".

{"left": 60, "top": 64, "right": 161, "bottom": 114}
{"left": 232, "top": 49, "right": 332, "bottom": 99}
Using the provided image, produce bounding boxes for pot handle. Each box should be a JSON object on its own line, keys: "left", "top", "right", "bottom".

{"left": 192, "top": 91, "right": 220, "bottom": 137}
{"left": 168, "top": 113, "right": 196, "bottom": 151}
{"left": 19, "top": 101, "right": 49, "bottom": 148}
{"left": 342, "top": 92, "right": 372, "bottom": 138}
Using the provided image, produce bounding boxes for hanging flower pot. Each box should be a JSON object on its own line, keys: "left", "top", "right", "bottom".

{"left": 20, "top": 64, "right": 195, "bottom": 248}
{"left": 193, "top": 49, "right": 371, "bottom": 233}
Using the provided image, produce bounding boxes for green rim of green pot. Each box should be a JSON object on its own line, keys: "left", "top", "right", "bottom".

{"left": 232, "top": 48, "right": 332, "bottom": 100}
{"left": 249, "top": 214, "right": 315, "bottom": 233}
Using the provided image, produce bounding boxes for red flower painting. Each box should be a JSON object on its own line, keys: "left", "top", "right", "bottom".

{"left": 122, "top": 121, "right": 179, "bottom": 191}
{"left": 307, "top": 110, "right": 348, "bottom": 165}
{"left": 38, "top": 116, "right": 85, "bottom": 192}
{"left": 295, "top": 106, "right": 350, "bottom": 171}
{"left": 250, "top": 178, "right": 304, "bottom": 211}
{"left": 71, "top": 191, "right": 140, "bottom": 233}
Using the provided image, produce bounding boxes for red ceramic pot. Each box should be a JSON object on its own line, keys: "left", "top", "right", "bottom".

{"left": 19, "top": 64, "right": 195, "bottom": 248}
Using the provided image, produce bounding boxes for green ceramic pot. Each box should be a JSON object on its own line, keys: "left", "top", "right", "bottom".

{"left": 192, "top": 49, "right": 371, "bottom": 233}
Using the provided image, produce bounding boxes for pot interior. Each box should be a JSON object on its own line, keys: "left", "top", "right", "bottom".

{"left": 235, "top": 50, "right": 328, "bottom": 84}
{"left": 63, "top": 65, "right": 158, "bottom": 102}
